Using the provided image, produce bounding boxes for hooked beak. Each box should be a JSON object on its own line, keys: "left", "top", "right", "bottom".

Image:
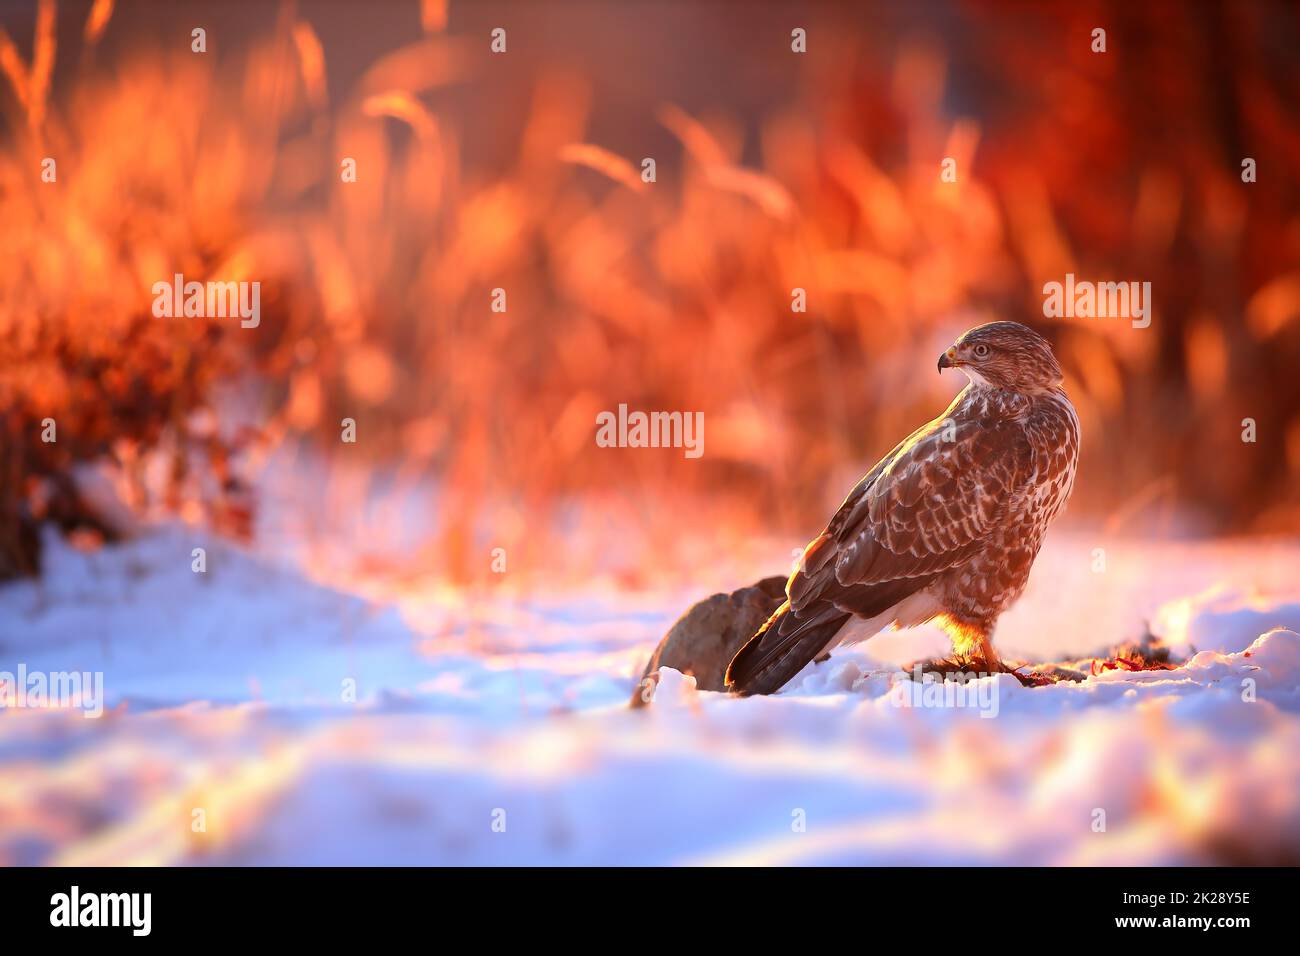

{"left": 937, "top": 347, "right": 957, "bottom": 372}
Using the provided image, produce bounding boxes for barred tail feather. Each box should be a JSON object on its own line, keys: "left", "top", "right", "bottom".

{"left": 725, "top": 600, "right": 849, "bottom": 696}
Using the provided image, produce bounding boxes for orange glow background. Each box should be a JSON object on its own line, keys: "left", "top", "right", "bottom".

{"left": 2, "top": 0, "right": 1299, "bottom": 587}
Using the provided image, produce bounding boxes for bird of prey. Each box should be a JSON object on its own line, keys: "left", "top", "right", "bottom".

{"left": 725, "top": 321, "right": 1080, "bottom": 696}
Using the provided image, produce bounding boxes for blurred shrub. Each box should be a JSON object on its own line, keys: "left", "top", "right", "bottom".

{"left": 3, "top": 0, "right": 1299, "bottom": 584}
{"left": 0, "top": 7, "right": 281, "bottom": 577}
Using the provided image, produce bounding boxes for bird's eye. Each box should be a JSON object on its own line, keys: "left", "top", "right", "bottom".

{"left": 973, "top": 344, "right": 990, "bottom": 358}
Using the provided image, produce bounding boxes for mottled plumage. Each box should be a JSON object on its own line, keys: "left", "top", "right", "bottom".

{"left": 726, "top": 321, "right": 1080, "bottom": 696}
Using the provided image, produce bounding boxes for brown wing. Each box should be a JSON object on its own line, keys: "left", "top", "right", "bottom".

{"left": 789, "top": 414, "right": 1034, "bottom": 614}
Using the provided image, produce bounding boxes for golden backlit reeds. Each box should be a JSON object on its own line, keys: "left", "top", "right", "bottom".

{"left": 2, "top": 0, "right": 1298, "bottom": 585}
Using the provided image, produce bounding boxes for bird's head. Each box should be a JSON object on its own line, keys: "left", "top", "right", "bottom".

{"left": 937, "top": 321, "right": 1064, "bottom": 392}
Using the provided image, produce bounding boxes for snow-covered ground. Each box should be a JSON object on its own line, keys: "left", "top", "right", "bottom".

{"left": 2, "top": 525, "right": 1299, "bottom": 866}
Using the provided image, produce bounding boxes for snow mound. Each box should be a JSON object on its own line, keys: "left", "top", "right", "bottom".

{"left": 1154, "top": 586, "right": 1300, "bottom": 657}
{"left": 2, "top": 530, "right": 1299, "bottom": 865}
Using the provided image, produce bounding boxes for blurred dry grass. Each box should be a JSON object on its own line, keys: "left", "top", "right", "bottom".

{"left": 1, "top": 0, "right": 1299, "bottom": 584}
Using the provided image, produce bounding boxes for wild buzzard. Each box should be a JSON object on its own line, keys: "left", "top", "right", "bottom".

{"left": 725, "top": 321, "right": 1080, "bottom": 695}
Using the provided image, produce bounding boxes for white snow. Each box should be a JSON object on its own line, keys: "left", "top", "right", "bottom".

{"left": 2, "top": 525, "right": 1299, "bottom": 866}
